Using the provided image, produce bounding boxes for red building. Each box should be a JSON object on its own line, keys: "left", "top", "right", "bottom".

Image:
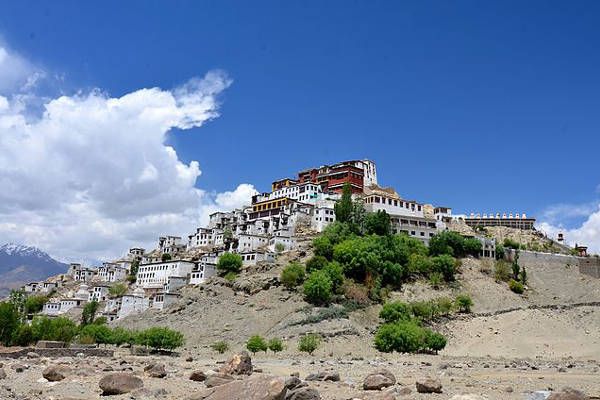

{"left": 297, "top": 160, "right": 373, "bottom": 194}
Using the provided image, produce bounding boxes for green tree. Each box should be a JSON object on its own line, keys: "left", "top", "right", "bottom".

{"left": 223, "top": 225, "right": 233, "bottom": 240}
{"left": 464, "top": 238, "right": 483, "bottom": 257}
{"left": 312, "top": 236, "right": 334, "bottom": 260}
{"left": 128, "top": 259, "right": 139, "bottom": 283}
{"left": 379, "top": 301, "right": 412, "bottom": 323}
{"left": 334, "top": 182, "right": 354, "bottom": 224}
{"left": 9, "top": 289, "right": 27, "bottom": 321}
{"left": 217, "top": 253, "right": 243, "bottom": 275}
{"left": 455, "top": 294, "right": 473, "bottom": 313}
{"left": 25, "top": 296, "right": 47, "bottom": 314}
{"left": 323, "top": 261, "right": 344, "bottom": 294}
{"left": 519, "top": 265, "right": 527, "bottom": 285}
{"left": 11, "top": 324, "right": 34, "bottom": 346}
{"left": 109, "top": 283, "right": 127, "bottom": 297}
{"left": 305, "top": 255, "right": 328, "bottom": 273}
{"left": 81, "top": 300, "right": 99, "bottom": 326}
{"left": 110, "top": 328, "right": 133, "bottom": 346}
{"left": 161, "top": 253, "right": 172, "bottom": 262}
{"left": 431, "top": 254, "right": 456, "bottom": 282}
{"left": 374, "top": 320, "right": 426, "bottom": 353}
{"left": 246, "top": 334, "right": 268, "bottom": 354}
{"left": 280, "top": 262, "right": 306, "bottom": 289}
{"left": 268, "top": 338, "right": 284, "bottom": 353}
{"left": 298, "top": 334, "right": 320, "bottom": 355}
{"left": 495, "top": 244, "right": 505, "bottom": 260}
{"left": 364, "top": 210, "right": 391, "bottom": 236}
{"left": 80, "top": 324, "right": 112, "bottom": 346}
{"left": 429, "top": 231, "right": 466, "bottom": 257}
{"left": 0, "top": 302, "right": 20, "bottom": 346}
{"left": 137, "top": 327, "right": 184, "bottom": 351}
{"left": 424, "top": 330, "right": 447, "bottom": 354}
{"left": 512, "top": 249, "right": 521, "bottom": 280}
{"left": 303, "top": 270, "right": 333, "bottom": 305}
{"left": 31, "top": 317, "right": 78, "bottom": 343}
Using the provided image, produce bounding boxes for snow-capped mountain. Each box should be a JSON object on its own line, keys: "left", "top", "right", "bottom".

{"left": 0, "top": 243, "right": 68, "bottom": 298}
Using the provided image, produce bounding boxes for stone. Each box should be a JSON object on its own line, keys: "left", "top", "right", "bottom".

{"left": 286, "top": 387, "right": 321, "bottom": 400}
{"left": 190, "top": 370, "right": 207, "bottom": 382}
{"left": 205, "top": 373, "right": 235, "bottom": 388}
{"left": 363, "top": 368, "right": 396, "bottom": 390}
{"left": 397, "top": 387, "right": 412, "bottom": 395}
{"left": 42, "top": 365, "right": 71, "bottom": 382}
{"left": 36, "top": 340, "right": 65, "bottom": 348}
{"left": 12, "top": 364, "right": 27, "bottom": 373}
{"left": 219, "top": 351, "right": 253, "bottom": 375}
{"left": 144, "top": 363, "right": 167, "bottom": 378}
{"left": 449, "top": 395, "right": 486, "bottom": 400}
{"left": 416, "top": 377, "right": 442, "bottom": 393}
{"left": 26, "top": 352, "right": 40, "bottom": 359}
{"left": 547, "top": 388, "right": 590, "bottom": 400}
{"left": 186, "top": 356, "right": 194, "bottom": 362}
{"left": 284, "top": 376, "right": 302, "bottom": 390}
{"left": 98, "top": 372, "right": 143, "bottom": 395}
{"left": 305, "top": 370, "right": 340, "bottom": 382}
{"left": 190, "top": 375, "right": 287, "bottom": 400}
{"left": 0, "top": 369, "right": 6, "bottom": 379}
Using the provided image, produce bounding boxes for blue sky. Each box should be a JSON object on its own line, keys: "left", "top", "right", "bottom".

{"left": 0, "top": 1, "right": 599, "bottom": 258}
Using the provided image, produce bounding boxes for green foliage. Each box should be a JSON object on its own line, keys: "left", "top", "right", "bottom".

{"left": 364, "top": 210, "right": 391, "bottom": 236}
{"left": 80, "top": 324, "right": 112, "bottom": 345}
{"left": 495, "top": 244, "right": 505, "bottom": 260}
{"left": 494, "top": 260, "right": 511, "bottom": 282}
{"left": 455, "top": 294, "right": 473, "bottom": 313}
{"left": 93, "top": 316, "right": 107, "bottom": 325}
{"left": 217, "top": 252, "right": 243, "bottom": 275}
{"left": 313, "top": 236, "right": 334, "bottom": 260}
{"left": 224, "top": 271, "right": 237, "bottom": 281}
{"left": 407, "top": 253, "right": 433, "bottom": 276}
{"left": 31, "top": 316, "right": 78, "bottom": 343}
{"left": 136, "top": 327, "right": 184, "bottom": 351}
{"left": 298, "top": 333, "right": 320, "bottom": 355}
{"left": 334, "top": 183, "right": 354, "bottom": 224}
{"left": 424, "top": 330, "right": 447, "bottom": 354}
{"left": 280, "top": 262, "right": 305, "bottom": 289}
{"left": 464, "top": 238, "right": 483, "bottom": 257}
{"left": 275, "top": 243, "right": 285, "bottom": 253}
{"left": 303, "top": 270, "right": 333, "bottom": 305}
{"left": 128, "top": 259, "right": 139, "bottom": 283}
{"left": 431, "top": 254, "right": 456, "bottom": 281}
{"left": 9, "top": 289, "right": 27, "bottom": 320}
{"left": 512, "top": 250, "right": 521, "bottom": 280}
{"left": 109, "top": 283, "right": 127, "bottom": 297}
{"left": 429, "top": 231, "right": 466, "bottom": 257}
{"left": 288, "top": 306, "right": 349, "bottom": 326}
{"left": 246, "top": 334, "right": 268, "bottom": 354}
{"left": 429, "top": 271, "right": 443, "bottom": 288}
{"left": 267, "top": 338, "right": 284, "bottom": 353}
{"left": 320, "top": 221, "right": 355, "bottom": 246}
{"left": 305, "top": 255, "right": 328, "bottom": 273}
{"left": 410, "top": 300, "right": 438, "bottom": 320}
{"left": 508, "top": 279, "right": 524, "bottom": 294}
{"left": 25, "top": 296, "right": 47, "bottom": 314}
{"left": 519, "top": 266, "right": 527, "bottom": 285}
{"left": 81, "top": 300, "right": 99, "bottom": 326}
{"left": 211, "top": 341, "right": 229, "bottom": 354}
{"left": 223, "top": 225, "right": 233, "bottom": 240}
{"left": 374, "top": 319, "right": 425, "bottom": 353}
{"left": 503, "top": 238, "right": 520, "bottom": 250}
{"left": 436, "top": 297, "right": 454, "bottom": 316}
{"left": 379, "top": 301, "right": 411, "bottom": 323}
{"left": 323, "top": 261, "right": 344, "bottom": 294}
{"left": 11, "top": 324, "right": 34, "bottom": 346}
{"left": 161, "top": 253, "right": 172, "bottom": 262}
{"left": 110, "top": 328, "right": 134, "bottom": 346}
{"left": 0, "top": 302, "right": 21, "bottom": 346}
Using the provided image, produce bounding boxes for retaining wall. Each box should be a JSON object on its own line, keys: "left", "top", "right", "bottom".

{"left": 505, "top": 249, "right": 600, "bottom": 278}
{"left": 0, "top": 347, "right": 114, "bottom": 359}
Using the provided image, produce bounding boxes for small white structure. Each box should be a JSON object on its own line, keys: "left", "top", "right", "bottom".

{"left": 89, "top": 285, "right": 110, "bottom": 302}
{"left": 240, "top": 251, "right": 275, "bottom": 266}
{"left": 118, "top": 287, "right": 149, "bottom": 319}
{"left": 98, "top": 263, "right": 128, "bottom": 282}
{"left": 269, "top": 235, "right": 295, "bottom": 252}
{"left": 74, "top": 284, "right": 91, "bottom": 300}
{"left": 163, "top": 276, "right": 187, "bottom": 294}
{"left": 237, "top": 234, "right": 269, "bottom": 252}
{"left": 42, "top": 302, "right": 61, "bottom": 315}
{"left": 24, "top": 282, "right": 40, "bottom": 293}
{"left": 59, "top": 298, "right": 85, "bottom": 313}
{"left": 152, "top": 292, "right": 180, "bottom": 310}
{"left": 68, "top": 263, "right": 96, "bottom": 282}
{"left": 189, "top": 261, "right": 217, "bottom": 285}
{"left": 136, "top": 260, "right": 195, "bottom": 289}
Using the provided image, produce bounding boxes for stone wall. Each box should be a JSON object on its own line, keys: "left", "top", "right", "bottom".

{"left": 0, "top": 347, "right": 114, "bottom": 359}
{"left": 506, "top": 249, "right": 600, "bottom": 279}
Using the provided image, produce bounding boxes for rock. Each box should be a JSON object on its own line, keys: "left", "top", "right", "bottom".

{"left": 397, "top": 387, "right": 412, "bottom": 395}
{"left": 0, "top": 369, "right": 6, "bottom": 379}
{"left": 42, "top": 365, "right": 71, "bottom": 382}
{"left": 449, "top": 395, "right": 486, "bottom": 400}
{"left": 547, "top": 388, "right": 590, "bottom": 400}
{"left": 12, "top": 364, "right": 26, "bottom": 373}
{"left": 98, "top": 372, "right": 144, "bottom": 395}
{"left": 190, "top": 370, "right": 207, "bottom": 382}
{"left": 305, "top": 370, "right": 340, "bottom": 382}
{"left": 26, "top": 352, "right": 40, "bottom": 359}
{"left": 363, "top": 368, "right": 396, "bottom": 390}
{"left": 286, "top": 387, "right": 321, "bottom": 400}
{"left": 528, "top": 391, "right": 553, "bottom": 400}
{"left": 144, "top": 363, "right": 167, "bottom": 378}
{"left": 416, "top": 377, "right": 442, "bottom": 393}
{"left": 190, "top": 375, "right": 287, "bottom": 400}
{"left": 359, "top": 393, "right": 396, "bottom": 400}
{"left": 284, "top": 376, "right": 303, "bottom": 390}
{"left": 219, "top": 351, "right": 253, "bottom": 375}
{"left": 205, "top": 373, "right": 235, "bottom": 388}
{"left": 186, "top": 356, "right": 194, "bottom": 362}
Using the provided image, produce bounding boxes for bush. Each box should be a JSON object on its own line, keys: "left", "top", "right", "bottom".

{"left": 508, "top": 279, "right": 524, "bottom": 294}
{"left": 298, "top": 334, "right": 320, "bottom": 355}
{"left": 313, "top": 236, "right": 334, "bottom": 260}
{"left": 373, "top": 320, "right": 425, "bottom": 353}
{"left": 407, "top": 253, "right": 433, "bottom": 276}
{"left": 494, "top": 260, "right": 511, "bottom": 282}
{"left": 464, "top": 238, "right": 482, "bottom": 257}
{"left": 280, "top": 262, "right": 305, "bottom": 289}
{"left": 224, "top": 271, "right": 237, "bottom": 281}
{"left": 503, "top": 238, "right": 520, "bottom": 250}
{"left": 161, "top": 253, "right": 172, "bottom": 262}
{"left": 431, "top": 254, "right": 456, "bottom": 282}
{"left": 305, "top": 255, "right": 328, "bottom": 273}
{"left": 455, "top": 294, "right": 473, "bottom": 313}
{"left": 137, "top": 327, "right": 184, "bottom": 351}
{"left": 11, "top": 324, "right": 34, "bottom": 346}
{"left": 435, "top": 297, "right": 454, "bottom": 316}
{"left": 246, "top": 334, "right": 268, "bottom": 354}
{"left": 80, "top": 324, "right": 112, "bottom": 345}
{"left": 267, "top": 338, "right": 284, "bottom": 353}
{"left": 410, "top": 300, "right": 437, "bottom": 320}
{"left": 364, "top": 210, "right": 391, "bottom": 236}
{"left": 0, "top": 302, "right": 20, "bottom": 345}
{"left": 217, "top": 253, "right": 243, "bottom": 275}
{"left": 31, "top": 316, "right": 78, "bottom": 343}
{"left": 109, "top": 283, "right": 127, "bottom": 297}
{"left": 110, "top": 328, "right": 134, "bottom": 346}
{"left": 323, "top": 261, "right": 344, "bottom": 294}
{"left": 495, "top": 244, "right": 505, "bottom": 260}
{"left": 81, "top": 300, "right": 99, "bottom": 326}
{"left": 211, "top": 341, "right": 229, "bottom": 354}
{"left": 25, "top": 296, "right": 47, "bottom": 314}
{"left": 379, "top": 301, "right": 411, "bottom": 323}
{"left": 424, "top": 330, "right": 447, "bottom": 354}
{"left": 429, "top": 231, "right": 465, "bottom": 257}
{"left": 303, "top": 270, "right": 333, "bottom": 305}
{"left": 275, "top": 243, "right": 285, "bottom": 253}
{"left": 429, "top": 271, "right": 443, "bottom": 288}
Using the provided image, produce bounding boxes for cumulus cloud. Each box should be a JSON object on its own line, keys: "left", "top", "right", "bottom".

{"left": 538, "top": 202, "right": 600, "bottom": 254}
{"left": 0, "top": 62, "right": 258, "bottom": 262}
{"left": 0, "top": 44, "right": 45, "bottom": 94}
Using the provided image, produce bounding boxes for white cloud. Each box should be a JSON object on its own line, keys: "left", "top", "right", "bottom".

{"left": 0, "top": 44, "right": 45, "bottom": 94}
{"left": 538, "top": 202, "right": 600, "bottom": 254}
{"left": 0, "top": 63, "right": 258, "bottom": 262}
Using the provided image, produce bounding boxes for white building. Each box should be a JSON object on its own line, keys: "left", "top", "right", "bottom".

{"left": 240, "top": 251, "right": 275, "bottom": 266}
{"left": 98, "top": 263, "right": 128, "bottom": 282}
{"left": 163, "top": 276, "right": 188, "bottom": 294}
{"left": 89, "top": 285, "right": 110, "bottom": 302}
{"left": 74, "top": 284, "right": 91, "bottom": 300}
{"left": 158, "top": 236, "right": 185, "bottom": 254}
{"left": 68, "top": 263, "right": 97, "bottom": 282}
{"left": 136, "top": 260, "right": 195, "bottom": 289}
{"left": 42, "top": 302, "right": 61, "bottom": 315}
{"left": 59, "top": 298, "right": 85, "bottom": 313}
{"left": 118, "top": 287, "right": 149, "bottom": 319}
{"left": 128, "top": 247, "right": 145, "bottom": 260}
{"left": 152, "top": 292, "right": 180, "bottom": 311}
{"left": 269, "top": 235, "right": 295, "bottom": 252}
{"left": 312, "top": 204, "right": 336, "bottom": 232}
{"left": 237, "top": 233, "right": 269, "bottom": 252}
{"left": 188, "top": 227, "right": 219, "bottom": 248}
{"left": 189, "top": 261, "right": 217, "bottom": 285}
{"left": 24, "top": 282, "right": 40, "bottom": 293}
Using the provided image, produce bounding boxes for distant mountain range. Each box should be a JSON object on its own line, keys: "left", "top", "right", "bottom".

{"left": 0, "top": 243, "right": 68, "bottom": 299}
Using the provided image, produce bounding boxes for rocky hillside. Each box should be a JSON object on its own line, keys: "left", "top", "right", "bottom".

{"left": 0, "top": 243, "right": 68, "bottom": 298}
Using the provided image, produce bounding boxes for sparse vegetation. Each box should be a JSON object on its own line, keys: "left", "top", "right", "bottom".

{"left": 109, "top": 283, "right": 127, "bottom": 297}
{"left": 495, "top": 260, "right": 511, "bottom": 282}
{"left": 246, "top": 334, "right": 268, "bottom": 354}
{"left": 280, "top": 262, "right": 306, "bottom": 289}
{"left": 161, "top": 253, "right": 172, "bottom": 262}
{"left": 217, "top": 252, "right": 243, "bottom": 275}
{"left": 211, "top": 341, "right": 229, "bottom": 354}
{"left": 81, "top": 300, "right": 99, "bottom": 326}
{"left": 509, "top": 279, "right": 524, "bottom": 294}
{"left": 455, "top": 294, "right": 473, "bottom": 313}
{"left": 298, "top": 333, "right": 320, "bottom": 355}
{"left": 267, "top": 338, "right": 284, "bottom": 352}
{"left": 374, "top": 319, "right": 447, "bottom": 354}
{"left": 275, "top": 243, "right": 285, "bottom": 253}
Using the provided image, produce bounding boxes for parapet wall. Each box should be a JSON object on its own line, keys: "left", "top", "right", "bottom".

{"left": 506, "top": 249, "right": 600, "bottom": 278}
{"left": 0, "top": 347, "right": 114, "bottom": 359}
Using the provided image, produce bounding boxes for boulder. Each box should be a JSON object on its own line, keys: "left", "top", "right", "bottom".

{"left": 416, "top": 377, "right": 442, "bottom": 393}
{"left": 190, "top": 370, "right": 207, "bottom": 382}
{"left": 547, "top": 388, "right": 590, "bottom": 400}
{"left": 43, "top": 365, "right": 71, "bottom": 382}
{"left": 99, "top": 372, "right": 143, "bottom": 395}
{"left": 286, "top": 387, "right": 321, "bottom": 400}
{"left": 0, "top": 369, "right": 6, "bottom": 379}
{"left": 305, "top": 370, "right": 340, "bottom": 382}
{"left": 284, "top": 376, "right": 302, "bottom": 390}
{"left": 144, "top": 363, "right": 167, "bottom": 378}
{"left": 205, "top": 373, "right": 235, "bottom": 388}
{"left": 363, "top": 368, "right": 396, "bottom": 390}
{"left": 26, "top": 352, "right": 40, "bottom": 359}
{"left": 219, "top": 351, "right": 253, "bottom": 375}
{"left": 189, "top": 375, "right": 287, "bottom": 400}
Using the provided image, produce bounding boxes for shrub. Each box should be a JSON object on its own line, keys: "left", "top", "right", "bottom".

{"left": 313, "top": 236, "right": 334, "bottom": 260}
{"left": 374, "top": 320, "right": 425, "bottom": 353}
{"left": 267, "top": 338, "right": 284, "bottom": 353}
{"left": 275, "top": 243, "right": 285, "bottom": 253}
{"left": 431, "top": 254, "right": 455, "bottom": 282}
{"left": 435, "top": 297, "right": 454, "bottom": 316}
{"left": 110, "top": 328, "right": 134, "bottom": 346}
{"left": 280, "top": 262, "right": 305, "bottom": 289}
{"left": 429, "top": 272, "right": 443, "bottom": 288}
{"left": 424, "top": 330, "right": 447, "bottom": 354}
{"left": 495, "top": 244, "right": 505, "bottom": 260}
{"left": 455, "top": 294, "right": 473, "bottom": 313}
{"left": 464, "top": 238, "right": 482, "bottom": 257}
{"left": 92, "top": 316, "right": 107, "bottom": 325}
{"left": 323, "top": 261, "right": 344, "bottom": 294}
{"left": 161, "top": 253, "right": 172, "bottom": 262}
{"left": 0, "top": 302, "right": 20, "bottom": 345}
{"left": 137, "top": 327, "right": 184, "bottom": 351}
{"left": 379, "top": 301, "right": 411, "bottom": 323}
{"left": 407, "top": 253, "right": 433, "bottom": 276}
{"left": 305, "top": 255, "right": 328, "bottom": 273}
{"left": 429, "top": 231, "right": 466, "bottom": 257}
{"left": 224, "top": 271, "right": 237, "bottom": 281}
{"left": 343, "top": 281, "right": 369, "bottom": 304}
{"left": 80, "top": 324, "right": 112, "bottom": 345}
{"left": 364, "top": 210, "right": 391, "bottom": 236}
{"left": 31, "top": 317, "right": 78, "bottom": 343}
{"left": 217, "top": 253, "right": 243, "bottom": 275}
{"left": 211, "top": 341, "right": 229, "bottom": 354}
{"left": 494, "top": 260, "right": 511, "bottom": 282}
{"left": 25, "top": 296, "right": 47, "bottom": 314}
{"left": 81, "top": 300, "right": 99, "bottom": 326}
{"left": 503, "top": 238, "right": 520, "bottom": 250}
{"left": 246, "top": 334, "right": 268, "bottom": 354}
{"left": 303, "top": 270, "right": 333, "bottom": 305}
{"left": 11, "top": 324, "right": 34, "bottom": 346}
{"left": 298, "top": 334, "right": 320, "bottom": 355}
{"left": 410, "top": 300, "right": 437, "bottom": 320}
{"left": 109, "top": 283, "right": 127, "bottom": 297}
{"left": 519, "top": 266, "right": 527, "bottom": 285}
{"left": 508, "top": 279, "right": 524, "bottom": 294}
